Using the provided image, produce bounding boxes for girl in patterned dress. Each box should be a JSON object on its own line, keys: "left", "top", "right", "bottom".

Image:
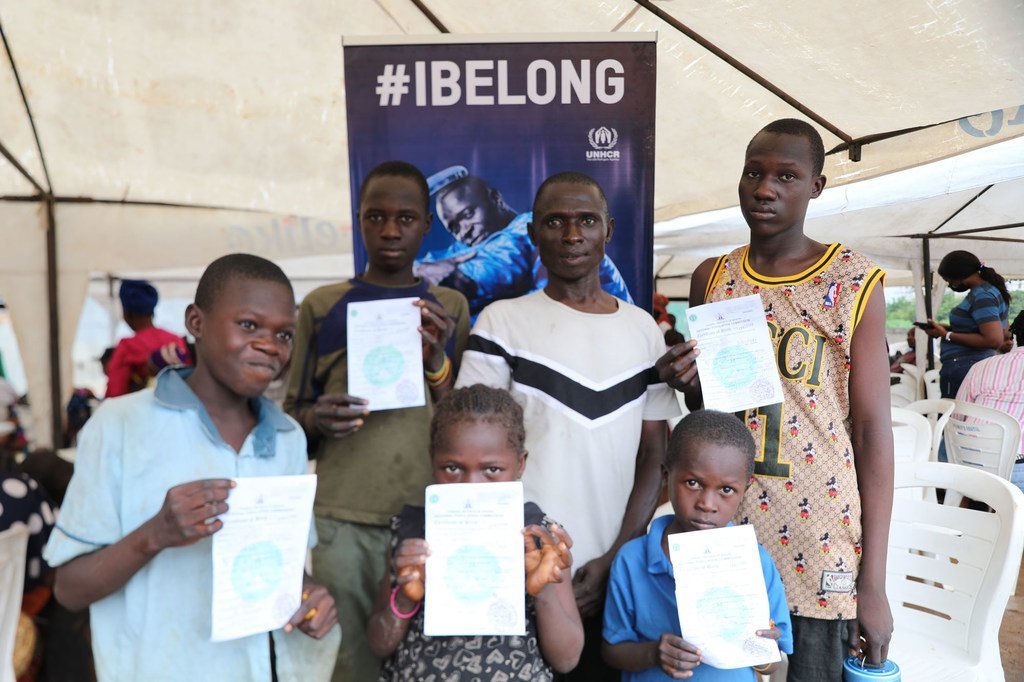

{"left": 367, "top": 385, "right": 584, "bottom": 681}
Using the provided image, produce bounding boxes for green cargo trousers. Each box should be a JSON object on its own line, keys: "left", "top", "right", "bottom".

{"left": 311, "top": 516, "right": 390, "bottom": 682}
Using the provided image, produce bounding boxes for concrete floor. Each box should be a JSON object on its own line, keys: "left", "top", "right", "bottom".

{"left": 999, "top": 562, "right": 1024, "bottom": 681}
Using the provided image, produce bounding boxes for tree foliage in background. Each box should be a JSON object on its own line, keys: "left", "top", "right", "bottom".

{"left": 886, "top": 285, "right": 1024, "bottom": 332}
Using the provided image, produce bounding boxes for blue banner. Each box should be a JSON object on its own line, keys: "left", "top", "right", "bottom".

{"left": 344, "top": 35, "right": 657, "bottom": 315}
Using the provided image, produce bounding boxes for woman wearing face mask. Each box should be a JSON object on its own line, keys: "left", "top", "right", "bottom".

{"left": 923, "top": 250, "right": 1011, "bottom": 398}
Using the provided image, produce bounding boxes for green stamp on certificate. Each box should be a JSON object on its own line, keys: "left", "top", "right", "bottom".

{"left": 712, "top": 345, "right": 756, "bottom": 389}
{"left": 445, "top": 545, "right": 500, "bottom": 602}
{"left": 695, "top": 586, "right": 747, "bottom": 641}
{"left": 231, "top": 540, "right": 284, "bottom": 601}
{"left": 363, "top": 345, "right": 405, "bottom": 386}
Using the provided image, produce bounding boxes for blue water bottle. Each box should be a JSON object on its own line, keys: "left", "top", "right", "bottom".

{"left": 842, "top": 656, "right": 901, "bottom": 681}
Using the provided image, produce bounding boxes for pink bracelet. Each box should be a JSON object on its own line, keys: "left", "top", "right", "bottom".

{"left": 390, "top": 585, "right": 421, "bottom": 619}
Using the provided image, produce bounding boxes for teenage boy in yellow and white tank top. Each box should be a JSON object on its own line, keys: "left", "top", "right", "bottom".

{"left": 657, "top": 119, "right": 894, "bottom": 682}
{"left": 705, "top": 243, "right": 881, "bottom": 616}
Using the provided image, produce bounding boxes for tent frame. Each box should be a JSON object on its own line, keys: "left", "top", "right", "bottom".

{"left": 3, "top": 5, "right": 1022, "bottom": 447}
{"left": 2, "top": 21, "right": 63, "bottom": 442}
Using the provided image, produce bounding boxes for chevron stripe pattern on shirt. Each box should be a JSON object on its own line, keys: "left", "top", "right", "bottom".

{"left": 466, "top": 332, "right": 660, "bottom": 424}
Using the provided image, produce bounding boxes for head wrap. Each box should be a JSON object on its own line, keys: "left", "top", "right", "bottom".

{"left": 427, "top": 165, "right": 469, "bottom": 196}
{"left": 119, "top": 279, "right": 158, "bottom": 316}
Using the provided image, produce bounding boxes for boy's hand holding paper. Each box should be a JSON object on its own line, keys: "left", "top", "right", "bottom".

{"left": 416, "top": 298, "right": 456, "bottom": 372}
{"left": 148, "top": 478, "right": 235, "bottom": 549}
{"left": 655, "top": 632, "right": 703, "bottom": 678}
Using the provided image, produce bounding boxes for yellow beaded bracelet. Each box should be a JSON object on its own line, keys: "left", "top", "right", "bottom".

{"left": 425, "top": 355, "right": 451, "bottom": 387}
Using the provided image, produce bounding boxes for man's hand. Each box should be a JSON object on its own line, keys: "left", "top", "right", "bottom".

{"left": 572, "top": 553, "right": 612, "bottom": 617}
{"left": 416, "top": 299, "right": 456, "bottom": 373}
{"left": 656, "top": 341, "right": 701, "bottom": 393}
{"left": 523, "top": 523, "right": 573, "bottom": 596}
{"left": 145, "top": 479, "right": 235, "bottom": 552}
{"left": 848, "top": 585, "right": 893, "bottom": 664}
{"left": 413, "top": 253, "right": 476, "bottom": 286}
{"left": 285, "top": 580, "right": 338, "bottom": 639}
{"left": 394, "top": 538, "right": 430, "bottom": 603}
{"left": 307, "top": 393, "right": 369, "bottom": 439}
{"left": 655, "top": 633, "right": 702, "bottom": 679}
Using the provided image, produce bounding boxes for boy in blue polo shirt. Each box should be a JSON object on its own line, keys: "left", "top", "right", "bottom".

{"left": 602, "top": 410, "right": 792, "bottom": 680}
{"left": 44, "top": 254, "right": 337, "bottom": 680}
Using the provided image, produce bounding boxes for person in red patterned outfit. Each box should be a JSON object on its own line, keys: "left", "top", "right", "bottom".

{"left": 105, "top": 279, "right": 190, "bottom": 398}
{"left": 657, "top": 119, "right": 894, "bottom": 681}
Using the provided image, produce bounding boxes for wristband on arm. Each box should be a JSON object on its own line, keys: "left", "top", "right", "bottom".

{"left": 389, "top": 585, "right": 421, "bottom": 619}
{"left": 425, "top": 355, "right": 452, "bottom": 388}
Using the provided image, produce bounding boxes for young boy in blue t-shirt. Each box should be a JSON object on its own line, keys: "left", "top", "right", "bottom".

{"left": 44, "top": 254, "right": 337, "bottom": 681}
{"left": 602, "top": 410, "right": 792, "bottom": 680}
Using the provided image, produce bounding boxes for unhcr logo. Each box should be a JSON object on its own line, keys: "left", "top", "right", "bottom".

{"left": 586, "top": 126, "right": 620, "bottom": 161}
{"left": 589, "top": 126, "right": 618, "bottom": 149}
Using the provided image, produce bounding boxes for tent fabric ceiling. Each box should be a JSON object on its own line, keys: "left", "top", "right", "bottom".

{"left": 2, "top": 1, "right": 1023, "bottom": 219}
{"left": 1, "top": 0, "right": 1023, "bottom": 446}
{"left": 655, "top": 134, "right": 1024, "bottom": 284}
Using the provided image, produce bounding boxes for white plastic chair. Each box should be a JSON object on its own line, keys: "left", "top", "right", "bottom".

{"left": 890, "top": 374, "right": 916, "bottom": 408}
{"left": 900, "top": 362, "right": 925, "bottom": 402}
{"left": 887, "top": 461, "right": 1024, "bottom": 681}
{"left": 904, "top": 399, "right": 956, "bottom": 462}
{"left": 924, "top": 368, "right": 941, "bottom": 400}
{"left": 0, "top": 525, "right": 29, "bottom": 682}
{"left": 891, "top": 407, "right": 932, "bottom": 464}
{"left": 942, "top": 401, "right": 1022, "bottom": 507}
{"left": 891, "top": 407, "right": 936, "bottom": 503}
{"left": 648, "top": 501, "right": 673, "bottom": 531}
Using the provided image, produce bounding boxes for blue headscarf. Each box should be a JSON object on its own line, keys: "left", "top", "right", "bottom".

{"left": 119, "top": 279, "right": 158, "bottom": 316}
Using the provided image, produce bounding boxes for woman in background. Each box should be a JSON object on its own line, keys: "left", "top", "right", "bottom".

{"left": 923, "top": 250, "right": 1011, "bottom": 398}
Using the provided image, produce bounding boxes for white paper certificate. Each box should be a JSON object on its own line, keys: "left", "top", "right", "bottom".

{"left": 686, "top": 294, "right": 784, "bottom": 412}
{"left": 667, "top": 524, "right": 780, "bottom": 669}
{"left": 211, "top": 475, "right": 317, "bottom": 642}
{"left": 424, "top": 481, "right": 526, "bottom": 636}
{"left": 346, "top": 297, "right": 425, "bottom": 411}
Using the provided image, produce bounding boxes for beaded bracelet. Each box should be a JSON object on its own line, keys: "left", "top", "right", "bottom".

{"left": 390, "top": 585, "right": 421, "bottom": 619}
{"left": 425, "top": 355, "right": 452, "bottom": 388}
{"left": 752, "top": 663, "right": 772, "bottom": 674}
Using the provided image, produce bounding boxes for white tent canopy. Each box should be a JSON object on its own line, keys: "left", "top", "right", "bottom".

{"left": 1, "top": 1, "right": 1023, "bottom": 445}
{"left": 655, "top": 133, "right": 1024, "bottom": 295}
